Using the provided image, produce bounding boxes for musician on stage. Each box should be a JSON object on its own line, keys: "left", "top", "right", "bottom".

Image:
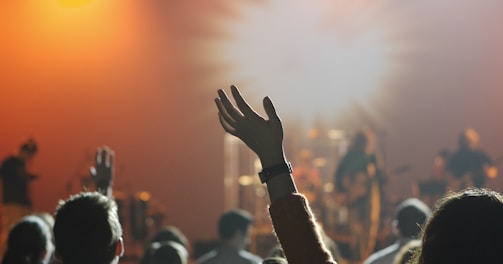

{"left": 0, "top": 138, "right": 39, "bottom": 255}
{"left": 333, "top": 129, "right": 384, "bottom": 262}
{"left": 447, "top": 128, "right": 497, "bottom": 190}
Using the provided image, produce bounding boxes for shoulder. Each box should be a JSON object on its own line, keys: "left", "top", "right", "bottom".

{"left": 364, "top": 243, "right": 401, "bottom": 264}
{"left": 238, "top": 250, "right": 262, "bottom": 263}
{"left": 197, "top": 250, "right": 217, "bottom": 264}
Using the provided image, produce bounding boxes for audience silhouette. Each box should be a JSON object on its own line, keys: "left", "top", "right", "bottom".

{"left": 1, "top": 215, "right": 53, "bottom": 264}
{"left": 53, "top": 147, "right": 124, "bottom": 264}
{"left": 197, "top": 209, "right": 262, "bottom": 264}
{"left": 364, "top": 198, "right": 430, "bottom": 264}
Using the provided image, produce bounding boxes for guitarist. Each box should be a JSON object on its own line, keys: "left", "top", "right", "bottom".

{"left": 447, "top": 128, "right": 497, "bottom": 190}
{"left": 334, "top": 129, "right": 384, "bottom": 262}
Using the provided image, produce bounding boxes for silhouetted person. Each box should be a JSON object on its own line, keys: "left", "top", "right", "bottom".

{"left": 197, "top": 209, "right": 262, "bottom": 264}
{"left": 140, "top": 226, "right": 190, "bottom": 264}
{"left": 143, "top": 241, "right": 188, "bottom": 264}
{"left": 447, "top": 128, "right": 497, "bottom": 189}
{"left": 364, "top": 198, "right": 430, "bottom": 264}
{"left": 334, "top": 129, "right": 383, "bottom": 261}
{"left": 412, "top": 188, "right": 503, "bottom": 263}
{"left": 53, "top": 146, "right": 124, "bottom": 264}
{"left": 0, "top": 139, "right": 39, "bottom": 255}
{"left": 2, "top": 215, "right": 53, "bottom": 264}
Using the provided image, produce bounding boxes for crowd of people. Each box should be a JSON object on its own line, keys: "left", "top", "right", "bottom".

{"left": 1, "top": 85, "right": 502, "bottom": 264}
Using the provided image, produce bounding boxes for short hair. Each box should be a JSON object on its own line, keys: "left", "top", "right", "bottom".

{"left": 54, "top": 192, "right": 122, "bottom": 264}
{"left": 414, "top": 188, "right": 503, "bottom": 264}
{"left": 2, "top": 215, "right": 52, "bottom": 264}
{"left": 144, "top": 241, "right": 188, "bottom": 264}
{"left": 394, "top": 198, "right": 431, "bottom": 238}
{"left": 149, "top": 226, "right": 189, "bottom": 250}
{"left": 218, "top": 209, "right": 253, "bottom": 240}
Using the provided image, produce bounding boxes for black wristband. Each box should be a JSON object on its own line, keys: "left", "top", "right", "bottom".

{"left": 258, "top": 162, "right": 292, "bottom": 184}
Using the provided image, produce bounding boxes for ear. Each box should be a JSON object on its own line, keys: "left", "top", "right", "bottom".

{"left": 116, "top": 237, "right": 124, "bottom": 257}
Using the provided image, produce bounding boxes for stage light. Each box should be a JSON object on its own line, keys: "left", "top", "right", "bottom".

{"left": 56, "top": 0, "right": 93, "bottom": 8}
{"left": 205, "top": 0, "right": 401, "bottom": 122}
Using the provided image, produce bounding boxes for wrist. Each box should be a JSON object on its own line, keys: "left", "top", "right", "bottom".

{"left": 259, "top": 162, "right": 292, "bottom": 184}
{"left": 259, "top": 150, "right": 286, "bottom": 168}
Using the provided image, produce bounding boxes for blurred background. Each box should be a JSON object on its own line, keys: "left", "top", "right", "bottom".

{"left": 2, "top": 0, "right": 503, "bottom": 260}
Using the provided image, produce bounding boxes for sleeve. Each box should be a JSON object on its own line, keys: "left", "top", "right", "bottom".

{"left": 269, "top": 193, "right": 337, "bottom": 264}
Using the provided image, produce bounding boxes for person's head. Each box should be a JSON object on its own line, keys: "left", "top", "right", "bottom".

{"left": 393, "top": 198, "right": 431, "bottom": 239}
{"left": 149, "top": 226, "right": 189, "bottom": 251}
{"left": 413, "top": 188, "right": 503, "bottom": 264}
{"left": 218, "top": 209, "right": 253, "bottom": 249}
{"left": 351, "top": 128, "right": 375, "bottom": 154}
{"left": 2, "top": 215, "right": 54, "bottom": 264}
{"left": 458, "top": 128, "right": 479, "bottom": 150}
{"left": 18, "top": 138, "right": 37, "bottom": 161}
{"left": 53, "top": 192, "right": 123, "bottom": 264}
{"left": 144, "top": 241, "right": 188, "bottom": 264}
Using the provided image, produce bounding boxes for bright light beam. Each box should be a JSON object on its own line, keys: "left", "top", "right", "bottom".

{"left": 213, "top": 0, "right": 397, "bottom": 122}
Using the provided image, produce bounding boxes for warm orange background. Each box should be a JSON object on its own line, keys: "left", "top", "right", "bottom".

{"left": 2, "top": 0, "right": 503, "bottom": 248}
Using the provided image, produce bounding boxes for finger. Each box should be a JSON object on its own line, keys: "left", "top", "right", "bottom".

{"left": 218, "top": 113, "right": 238, "bottom": 136}
{"left": 101, "top": 147, "right": 108, "bottom": 167}
{"left": 230, "top": 85, "right": 259, "bottom": 118}
{"left": 215, "top": 98, "right": 237, "bottom": 127}
{"left": 108, "top": 150, "right": 115, "bottom": 168}
{"left": 263, "top": 96, "right": 281, "bottom": 124}
{"left": 95, "top": 148, "right": 102, "bottom": 165}
{"left": 218, "top": 89, "right": 243, "bottom": 120}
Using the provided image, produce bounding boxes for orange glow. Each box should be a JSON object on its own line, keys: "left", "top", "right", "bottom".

{"left": 57, "top": 0, "right": 93, "bottom": 8}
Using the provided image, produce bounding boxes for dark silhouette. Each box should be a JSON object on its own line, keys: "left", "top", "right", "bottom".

{"left": 53, "top": 146, "right": 124, "bottom": 264}
{"left": 2, "top": 215, "right": 53, "bottom": 264}
{"left": 0, "top": 138, "right": 39, "bottom": 254}
{"left": 140, "top": 226, "right": 190, "bottom": 264}
{"left": 334, "top": 129, "right": 383, "bottom": 261}
{"left": 364, "top": 198, "right": 430, "bottom": 264}
{"left": 197, "top": 209, "right": 262, "bottom": 264}
{"left": 447, "top": 128, "right": 497, "bottom": 189}
{"left": 143, "top": 241, "right": 188, "bottom": 264}
{"left": 412, "top": 188, "right": 503, "bottom": 263}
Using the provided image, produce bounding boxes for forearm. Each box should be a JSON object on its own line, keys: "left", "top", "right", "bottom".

{"left": 269, "top": 193, "right": 336, "bottom": 264}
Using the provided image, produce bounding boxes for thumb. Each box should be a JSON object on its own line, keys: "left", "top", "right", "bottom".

{"left": 263, "top": 96, "right": 283, "bottom": 129}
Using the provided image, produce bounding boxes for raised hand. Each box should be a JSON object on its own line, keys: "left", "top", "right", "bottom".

{"left": 90, "top": 146, "right": 115, "bottom": 196}
{"left": 215, "top": 85, "right": 285, "bottom": 167}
